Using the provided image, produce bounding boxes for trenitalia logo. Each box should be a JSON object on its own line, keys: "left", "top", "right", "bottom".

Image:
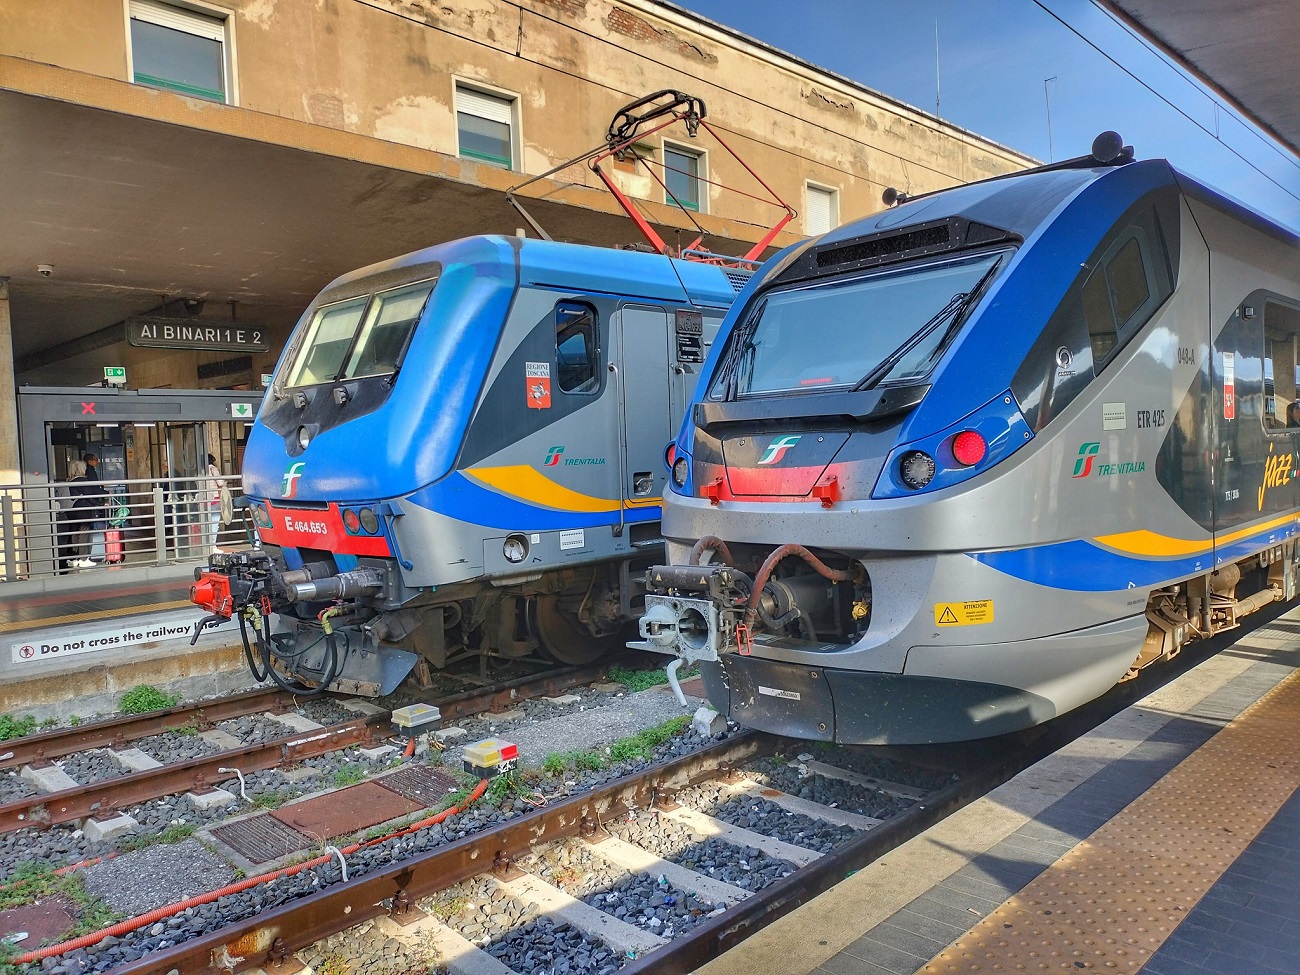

{"left": 282, "top": 461, "right": 306, "bottom": 498}
{"left": 544, "top": 446, "right": 564, "bottom": 467}
{"left": 1072, "top": 442, "right": 1100, "bottom": 478}
{"left": 758, "top": 435, "right": 802, "bottom": 466}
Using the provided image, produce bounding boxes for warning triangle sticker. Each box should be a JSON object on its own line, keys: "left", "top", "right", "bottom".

{"left": 938, "top": 606, "right": 959, "bottom": 624}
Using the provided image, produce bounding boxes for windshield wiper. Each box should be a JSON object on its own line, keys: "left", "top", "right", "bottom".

{"left": 717, "top": 301, "right": 765, "bottom": 399}
{"left": 854, "top": 258, "right": 1002, "bottom": 393}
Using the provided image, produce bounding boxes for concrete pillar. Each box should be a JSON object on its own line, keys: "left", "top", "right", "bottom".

{"left": 0, "top": 280, "right": 17, "bottom": 485}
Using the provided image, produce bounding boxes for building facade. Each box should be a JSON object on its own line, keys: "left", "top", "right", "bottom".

{"left": 0, "top": 0, "right": 1033, "bottom": 485}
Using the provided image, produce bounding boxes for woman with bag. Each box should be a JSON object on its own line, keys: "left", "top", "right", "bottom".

{"left": 56, "top": 460, "right": 88, "bottom": 571}
{"left": 207, "top": 453, "right": 228, "bottom": 554}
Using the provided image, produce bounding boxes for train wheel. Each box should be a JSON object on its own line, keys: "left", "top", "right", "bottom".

{"left": 532, "top": 594, "right": 623, "bottom": 665}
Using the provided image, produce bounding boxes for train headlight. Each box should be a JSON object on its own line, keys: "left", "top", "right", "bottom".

{"left": 297, "top": 426, "right": 311, "bottom": 450}
{"left": 900, "top": 451, "right": 936, "bottom": 490}
{"left": 951, "top": 430, "right": 987, "bottom": 467}
{"left": 342, "top": 508, "right": 361, "bottom": 534}
{"left": 672, "top": 457, "right": 689, "bottom": 488}
{"left": 503, "top": 534, "right": 529, "bottom": 564}
{"left": 358, "top": 507, "right": 380, "bottom": 534}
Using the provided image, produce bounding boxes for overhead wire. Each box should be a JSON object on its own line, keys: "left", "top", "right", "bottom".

{"left": 1034, "top": 0, "right": 1300, "bottom": 208}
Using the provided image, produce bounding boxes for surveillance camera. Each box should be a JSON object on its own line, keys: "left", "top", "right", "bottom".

{"left": 37, "top": 264, "right": 53, "bottom": 277}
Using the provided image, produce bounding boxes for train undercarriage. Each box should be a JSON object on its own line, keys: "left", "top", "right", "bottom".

{"left": 191, "top": 550, "right": 647, "bottom": 696}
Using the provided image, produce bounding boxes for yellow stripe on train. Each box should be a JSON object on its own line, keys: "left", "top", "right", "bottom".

{"left": 1095, "top": 512, "right": 1299, "bottom": 559}
{"left": 466, "top": 465, "right": 660, "bottom": 513}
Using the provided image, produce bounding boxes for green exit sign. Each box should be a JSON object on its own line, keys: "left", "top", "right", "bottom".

{"left": 104, "top": 366, "right": 126, "bottom": 383}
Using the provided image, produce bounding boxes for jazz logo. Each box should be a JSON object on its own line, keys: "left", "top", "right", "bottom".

{"left": 1258, "top": 441, "right": 1295, "bottom": 511}
{"left": 526, "top": 361, "right": 552, "bottom": 410}
{"left": 282, "top": 461, "right": 306, "bottom": 499}
{"left": 758, "top": 435, "right": 802, "bottom": 466}
{"left": 1072, "top": 442, "right": 1100, "bottom": 478}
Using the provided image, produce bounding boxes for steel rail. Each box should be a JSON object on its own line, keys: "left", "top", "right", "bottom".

{"left": 0, "top": 687, "right": 298, "bottom": 771}
{"left": 112, "top": 733, "right": 769, "bottom": 975}
{"left": 0, "top": 659, "right": 619, "bottom": 834}
{"left": 0, "top": 715, "right": 388, "bottom": 832}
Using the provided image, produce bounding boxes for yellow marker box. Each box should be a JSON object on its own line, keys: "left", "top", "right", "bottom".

{"left": 391, "top": 703, "right": 442, "bottom": 730}
{"left": 463, "top": 737, "right": 519, "bottom": 771}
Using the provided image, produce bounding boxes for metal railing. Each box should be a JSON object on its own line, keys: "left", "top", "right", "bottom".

{"left": 0, "top": 474, "right": 246, "bottom": 582}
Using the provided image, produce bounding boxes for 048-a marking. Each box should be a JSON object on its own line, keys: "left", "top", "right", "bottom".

{"left": 934, "top": 599, "right": 995, "bottom": 626}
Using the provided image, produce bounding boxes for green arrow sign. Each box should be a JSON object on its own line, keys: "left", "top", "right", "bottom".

{"left": 104, "top": 366, "right": 126, "bottom": 381}
{"left": 232, "top": 402, "right": 254, "bottom": 419}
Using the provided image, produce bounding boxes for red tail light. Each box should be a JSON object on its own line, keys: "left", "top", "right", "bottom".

{"left": 951, "top": 430, "right": 987, "bottom": 467}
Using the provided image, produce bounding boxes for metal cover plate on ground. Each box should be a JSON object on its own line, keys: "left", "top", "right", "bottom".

{"left": 377, "top": 764, "right": 461, "bottom": 806}
{"left": 211, "top": 815, "right": 313, "bottom": 866}
{"left": 271, "top": 781, "right": 425, "bottom": 840}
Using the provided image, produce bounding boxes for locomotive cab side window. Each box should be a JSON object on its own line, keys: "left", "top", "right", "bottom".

{"left": 1261, "top": 301, "right": 1300, "bottom": 432}
{"left": 556, "top": 301, "right": 598, "bottom": 393}
{"left": 1083, "top": 226, "right": 1168, "bottom": 373}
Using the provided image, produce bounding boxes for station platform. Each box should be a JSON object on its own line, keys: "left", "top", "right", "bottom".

{"left": 0, "top": 562, "right": 249, "bottom": 718}
{"left": 702, "top": 608, "right": 1300, "bottom": 975}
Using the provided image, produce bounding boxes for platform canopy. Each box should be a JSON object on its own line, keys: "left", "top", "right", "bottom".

{"left": 1106, "top": 0, "right": 1300, "bottom": 157}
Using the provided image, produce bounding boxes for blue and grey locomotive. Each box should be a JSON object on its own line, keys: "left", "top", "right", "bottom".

{"left": 636, "top": 134, "right": 1300, "bottom": 743}
{"left": 193, "top": 235, "right": 745, "bottom": 694}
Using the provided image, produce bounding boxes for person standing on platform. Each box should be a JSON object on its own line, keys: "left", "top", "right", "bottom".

{"left": 68, "top": 460, "right": 107, "bottom": 567}
{"left": 79, "top": 452, "right": 107, "bottom": 562}
{"left": 157, "top": 460, "right": 176, "bottom": 558}
{"left": 57, "top": 460, "right": 88, "bottom": 571}
{"left": 207, "top": 453, "right": 227, "bottom": 554}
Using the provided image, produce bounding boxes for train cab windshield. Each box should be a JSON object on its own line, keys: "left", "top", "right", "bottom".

{"left": 283, "top": 278, "right": 438, "bottom": 388}
{"left": 712, "top": 249, "right": 1007, "bottom": 399}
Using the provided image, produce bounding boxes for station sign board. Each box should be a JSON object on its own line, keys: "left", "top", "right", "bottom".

{"left": 127, "top": 316, "right": 270, "bottom": 354}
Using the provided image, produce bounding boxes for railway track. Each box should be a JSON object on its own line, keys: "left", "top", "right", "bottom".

{"left": 0, "top": 660, "right": 620, "bottom": 837}
{"left": 12, "top": 729, "right": 1022, "bottom": 975}
{"left": 18, "top": 601, "right": 1275, "bottom": 975}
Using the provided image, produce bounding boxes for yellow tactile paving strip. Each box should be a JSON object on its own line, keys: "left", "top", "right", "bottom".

{"left": 0, "top": 599, "right": 191, "bottom": 633}
{"left": 924, "top": 670, "right": 1300, "bottom": 974}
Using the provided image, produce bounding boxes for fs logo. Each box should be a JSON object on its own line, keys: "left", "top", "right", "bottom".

{"left": 1072, "top": 442, "right": 1100, "bottom": 478}
{"left": 757, "top": 435, "right": 802, "bottom": 466}
{"left": 282, "top": 461, "right": 306, "bottom": 498}
{"left": 544, "top": 446, "right": 564, "bottom": 467}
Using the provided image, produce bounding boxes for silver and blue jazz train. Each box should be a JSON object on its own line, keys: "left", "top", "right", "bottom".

{"left": 635, "top": 135, "right": 1300, "bottom": 744}
{"left": 217, "top": 235, "right": 744, "bottom": 695}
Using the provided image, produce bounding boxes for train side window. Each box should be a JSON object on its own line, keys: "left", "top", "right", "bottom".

{"left": 556, "top": 301, "right": 598, "bottom": 393}
{"left": 1262, "top": 301, "right": 1300, "bottom": 432}
{"left": 1083, "top": 228, "right": 1164, "bottom": 374}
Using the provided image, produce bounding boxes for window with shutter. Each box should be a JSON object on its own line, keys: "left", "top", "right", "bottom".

{"left": 129, "top": 0, "right": 229, "bottom": 103}
{"left": 806, "top": 184, "right": 838, "bottom": 236}
{"left": 456, "top": 85, "right": 517, "bottom": 169}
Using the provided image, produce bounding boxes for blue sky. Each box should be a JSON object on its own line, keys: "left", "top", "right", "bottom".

{"left": 673, "top": 0, "right": 1300, "bottom": 232}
